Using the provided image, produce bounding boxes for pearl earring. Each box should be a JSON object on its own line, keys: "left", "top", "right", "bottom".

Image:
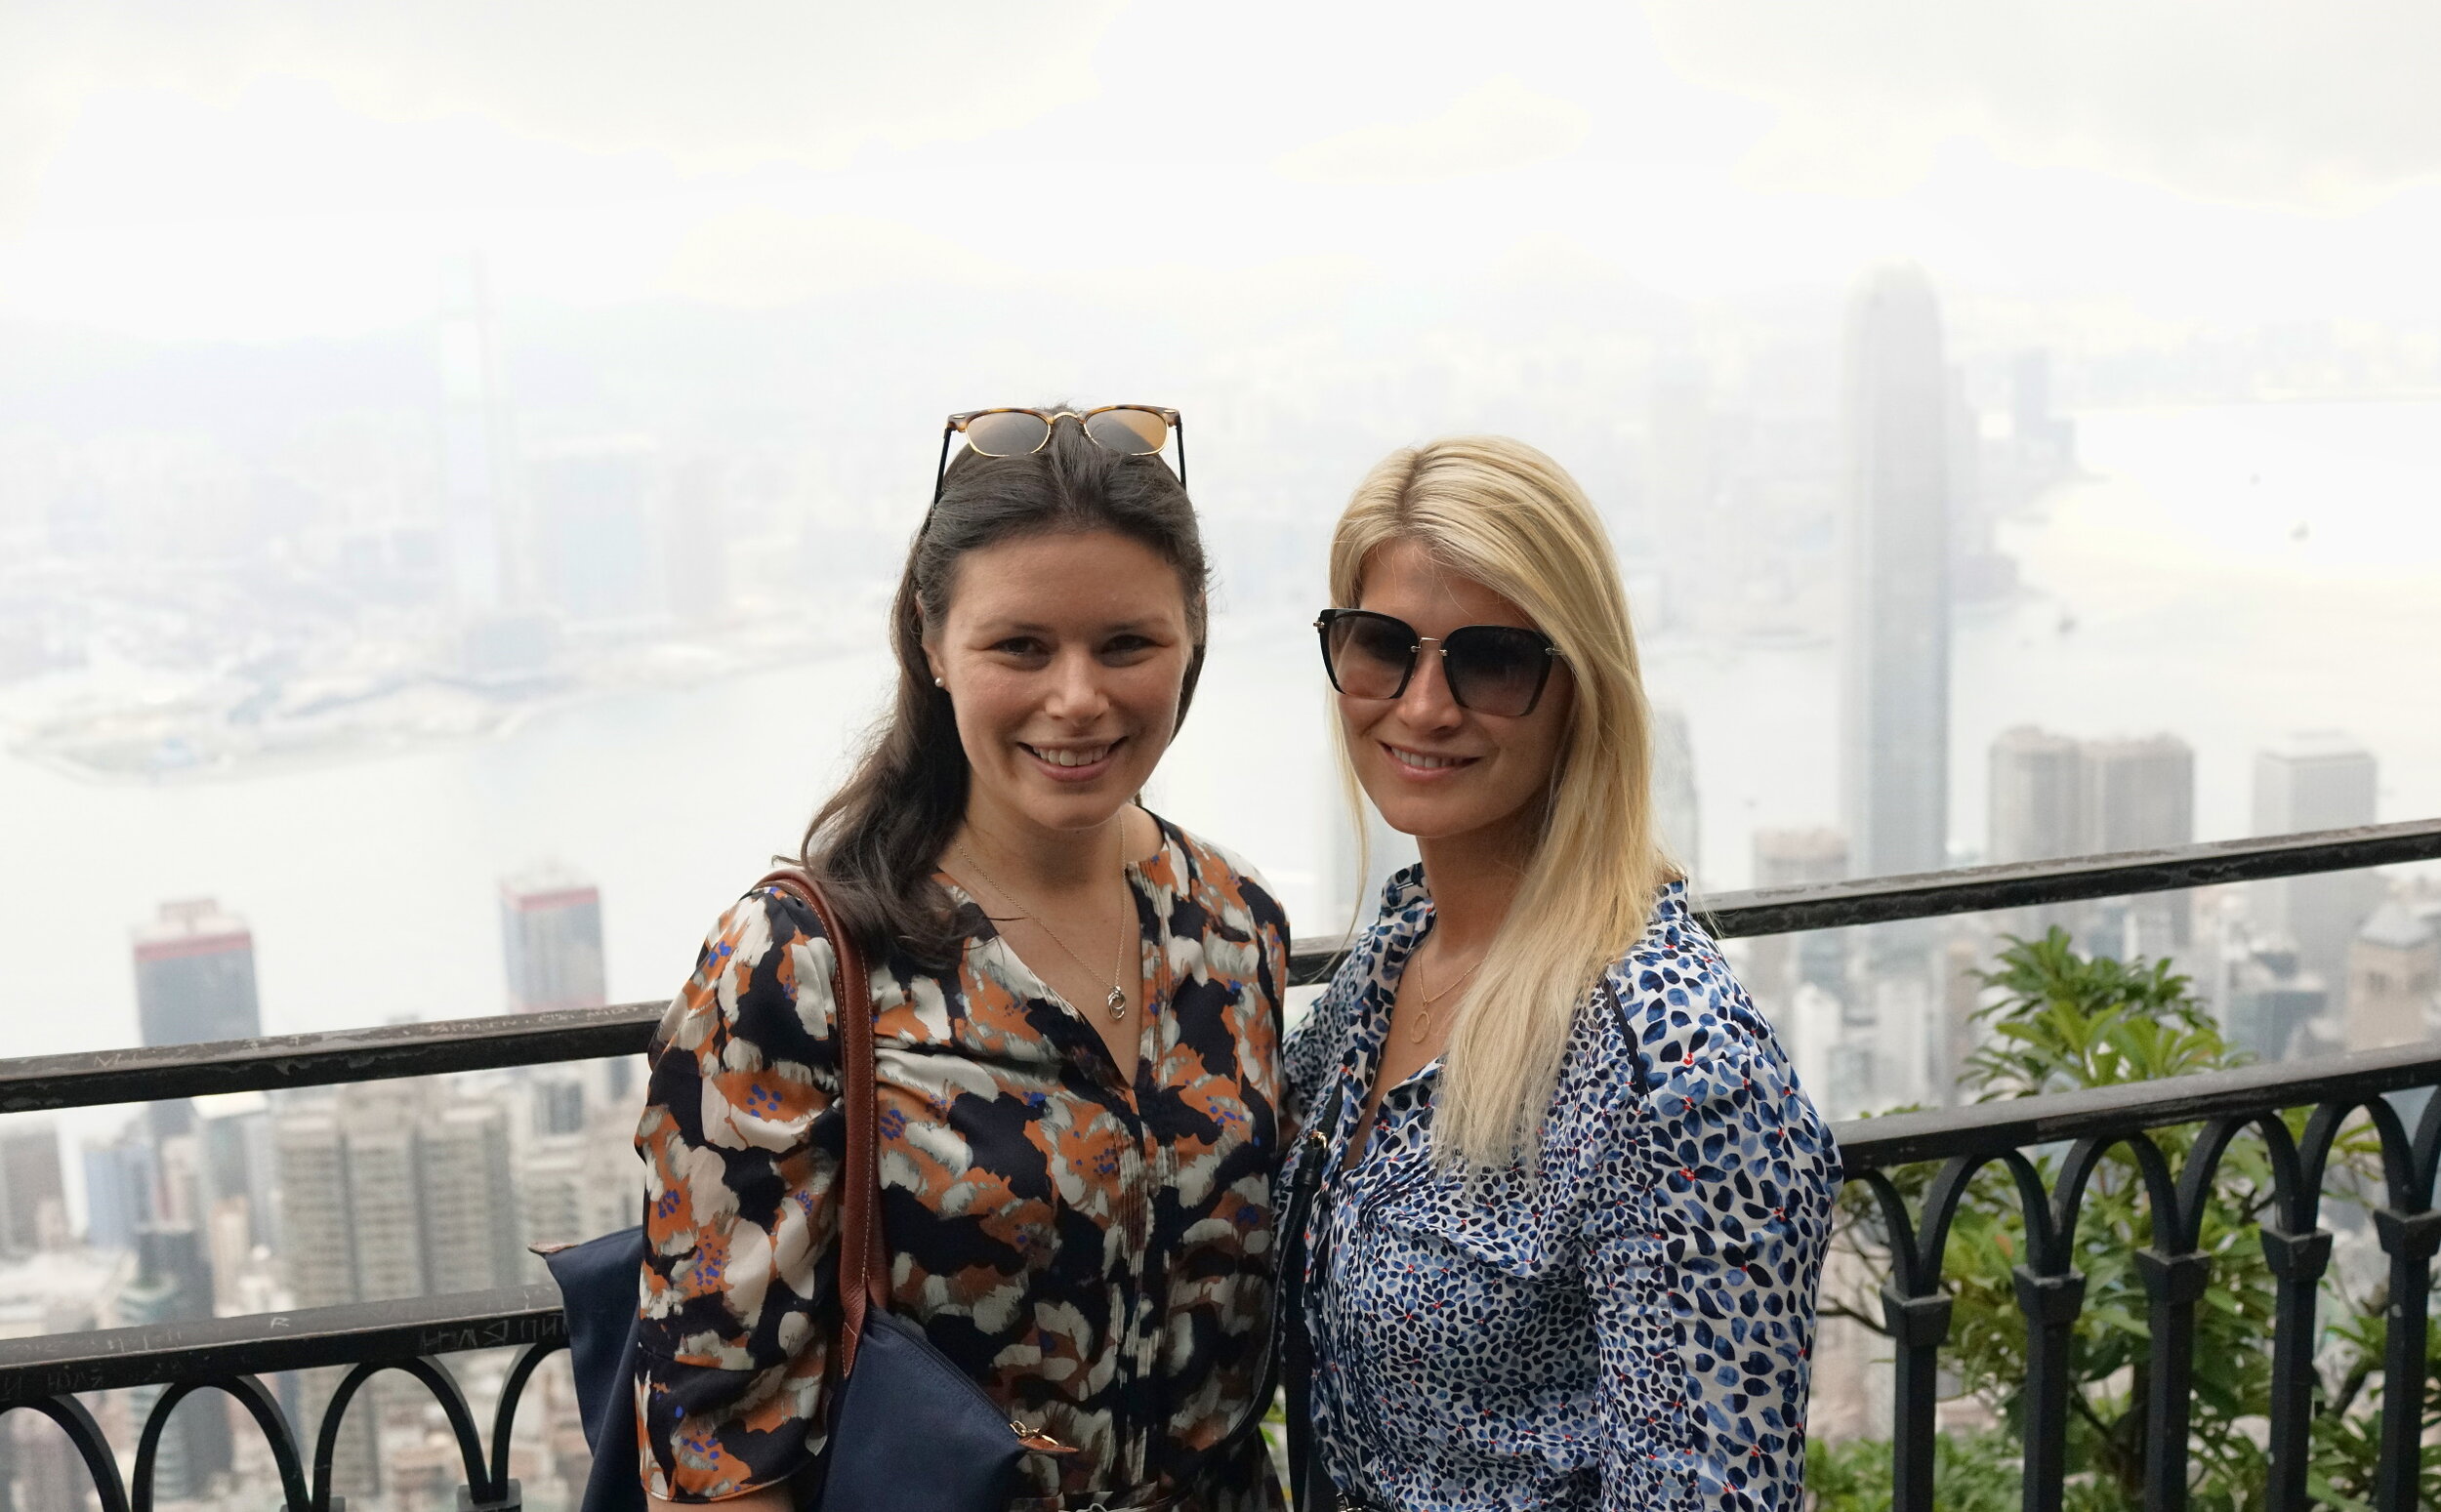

{"left": 932, "top": 676, "right": 945, "bottom": 688}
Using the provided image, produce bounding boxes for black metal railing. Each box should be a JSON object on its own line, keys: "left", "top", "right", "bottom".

{"left": 2, "top": 816, "right": 2437, "bottom": 1512}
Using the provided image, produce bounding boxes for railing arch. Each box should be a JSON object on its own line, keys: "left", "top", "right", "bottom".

{"left": 0, "top": 818, "right": 2432, "bottom": 1512}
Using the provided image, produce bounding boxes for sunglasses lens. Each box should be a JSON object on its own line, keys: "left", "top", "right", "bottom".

{"left": 1444, "top": 627, "right": 1552, "bottom": 716}
{"left": 964, "top": 411, "right": 1051, "bottom": 456}
{"left": 1322, "top": 614, "right": 1413, "bottom": 699}
{"left": 1083, "top": 408, "right": 1168, "bottom": 455}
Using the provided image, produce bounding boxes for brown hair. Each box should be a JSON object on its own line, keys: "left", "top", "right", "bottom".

{"left": 802, "top": 417, "right": 1209, "bottom": 966}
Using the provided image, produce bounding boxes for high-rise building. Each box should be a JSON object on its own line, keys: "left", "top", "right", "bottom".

{"left": 2346, "top": 903, "right": 2439, "bottom": 1051}
{"left": 439, "top": 253, "right": 516, "bottom": 614}
{"left": 529, "top": 439, "right": 661, "bottom": 623}
{"left": 501, "top": 870, "right": 608, "bottom": 1014}
{"left": 1746, "top": 829, "right": 1851, "bottom": 1020}
{"left": 272, "top": 1111, "right": 357, "bottom": 1309}
{"left": 2084, "top": 734, "right": 2196, "bottom": 956}
{"left": 519, "top": 1131, "right": 639, "bottom": 1284}
{"left": 1987, "top": 725, "right": 2088, "bottom": 943}
{"left": 0, "top": 1122, "right": 64, "bottom": 1255}
{"left": 665, "top": 456, "right": 730, "bottom": 626}
{"left": 2254, "top": 733, "right": 2381, "bottom": 993}
{"left": 79, "top": 1125, "right": 157, "bottom": 1250}
{"left": 273, "top": 1089, "right": 524, "bottom": 1303}
{"left": 118, "top": 1226, "right": 233, "bottom": 1498}
{"left": 345, "top": 1105, "right": 428, "bottom": 1303}
{"left": 271, "top": 1107, "right": 381, "bottom": 1496}
{"left": 2083, "top": 735, "right": 2195, "bottom": 855}
{"left": 1650, "top": 705, "right": 1701, "bottom": 882}
{"left": 192, "top": 1090, "right": 278, "bottom": 1250}
{"left": 2223, "top": 938, "right": 2332, "bottom": 1064}
{"left": 133, "top": 900, "right": 261, "bottom": 1047}
{"left": 1840, "top": 265, "right": 1951, "bottom": 879}
{"left": 419, "top": 1103, "right": 521, "bottom": 1295}
{"left": 1988, "top": 726, "right": 2086, "bottom": 865}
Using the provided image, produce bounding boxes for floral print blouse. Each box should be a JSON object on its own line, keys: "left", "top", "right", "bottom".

{"left": 1280, "top": 869, "right": 1839, "bottom": 1511}
{"left": 636, "top": 817, "right": 1290, "bottom": 1510}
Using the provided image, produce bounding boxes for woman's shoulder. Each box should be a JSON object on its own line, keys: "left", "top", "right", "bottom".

{"left": 657, "top": 879, "right": 846, "bottom": 1052}
{"left": 1146, "top": 814, "right": 1291, "bottom": 940}
{"left": 1569, "top": 880, "right": 1777, "bottom": 1094}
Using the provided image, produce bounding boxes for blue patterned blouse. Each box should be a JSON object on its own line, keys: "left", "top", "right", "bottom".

{"left": 1280, "top": 870, "right": 1840, "bottom": 1511}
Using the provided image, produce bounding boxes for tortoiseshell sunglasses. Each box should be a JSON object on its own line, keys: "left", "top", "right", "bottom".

{"left": 931, "top": 405, "right": 1185, "bottom": 507}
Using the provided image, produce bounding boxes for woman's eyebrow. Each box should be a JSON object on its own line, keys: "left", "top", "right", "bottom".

{"left": 970, "top": 615, "right": 1166, "bottom": 636}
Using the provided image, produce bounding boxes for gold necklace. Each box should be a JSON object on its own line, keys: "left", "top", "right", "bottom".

{"left": 1406, "top": 943, "right": 1485, "bottom": 1043}
{"left": 955, "top": 824, "right": 1134, "bottom": 1022}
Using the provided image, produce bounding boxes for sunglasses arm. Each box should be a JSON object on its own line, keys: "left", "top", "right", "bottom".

{"left": 931, "top": 422, "right": 957, "bottom": 509}
{"left": 1171, "top": 412, "right": 1188, "bottom": 493}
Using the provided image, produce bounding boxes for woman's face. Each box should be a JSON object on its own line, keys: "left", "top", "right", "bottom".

{"left": 927, "top": 528, "right": 1196, "bottom": 840}
{"left": 1338, "top": 538, "right": 1575, "bottom": 855}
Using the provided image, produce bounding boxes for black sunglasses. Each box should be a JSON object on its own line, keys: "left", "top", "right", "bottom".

{"left": 1314, "top": 608, "right": 1564, "bottom": 717}
{"left": 931, "top": 405, "right": 1185, "bottom": 507}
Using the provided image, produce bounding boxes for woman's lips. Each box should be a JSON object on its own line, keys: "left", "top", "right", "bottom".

{"left": 1021, "top": 739, "right": 1122, "bottom": 784}
{"left": 1382, "top": 743, "right": 1480, "bottom": 780}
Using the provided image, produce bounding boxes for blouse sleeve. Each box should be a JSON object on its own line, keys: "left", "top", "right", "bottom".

{"left": 633, "top": 887, "right": 848, "bottom": 1501}
{"left": 1584, "top": 971, "right": 1839, "bottom": 1511}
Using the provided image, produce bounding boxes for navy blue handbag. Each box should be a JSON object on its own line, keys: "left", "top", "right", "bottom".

{"left": 543, "top": 869, "right": 1048, "bottom": 1511}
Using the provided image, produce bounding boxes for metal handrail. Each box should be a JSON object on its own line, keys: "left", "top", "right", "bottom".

{"left": 3, "top": 817, "right": 2438, "bottom": 1512}
{"left": 8, "top": 1032, "right": 2437, "bottom": 1401}
{"left": 5, "top": 817, "right": 2435, "bottom": 1117}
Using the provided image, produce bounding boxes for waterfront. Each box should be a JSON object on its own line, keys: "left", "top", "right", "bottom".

{"left": 2, "top": 398, "right": 2436, "bottom": 1089}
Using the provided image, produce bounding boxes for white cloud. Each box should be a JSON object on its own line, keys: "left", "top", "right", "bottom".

{"left": 655, "top": 210, "right": 1014, "bottom": 307}
{"left": 1273, "top": 75, "right": 1593, "bottom": 184}
{"left": 0, "top": 1, "right": 1128, "bottom": 228}
{"left": 1644, "top": 0, "right": 2441, "bottom": 209}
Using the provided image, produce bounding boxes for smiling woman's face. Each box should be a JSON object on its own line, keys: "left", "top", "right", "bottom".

{"left": 926, "top": 528, "right": 1195, "bottom": 841}
{"left": 1340, "top": 538, "right": 1574, "bottom": 852}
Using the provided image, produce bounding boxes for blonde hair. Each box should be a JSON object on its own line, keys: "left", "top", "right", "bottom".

{"left": 1330, "top": 435, "right": 1672, "bottom": 1170}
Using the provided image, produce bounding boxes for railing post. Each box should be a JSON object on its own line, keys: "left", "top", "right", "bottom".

{"left": 1881, "top": 1287, "right": 1954, "bottom": 1512}
{"left": 2369, "top": 1207, "right": 2441, "bottom": 1512}
{"left": 2257, "top": 1225, "right": 2332, "bottom": 1512}
{"left": 2010, "top": 1266, "right": 2086, "bottom": 1512}
{"left": 2132, "top": 1247, "right": 2212, "bottom": 1512}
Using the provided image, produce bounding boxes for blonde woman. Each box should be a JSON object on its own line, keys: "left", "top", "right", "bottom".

{"left": 1279, "top": 437, "right": 1839, "bottom": 1511}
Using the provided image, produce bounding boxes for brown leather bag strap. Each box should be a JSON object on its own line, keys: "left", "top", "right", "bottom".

{"left": 752, "top": 866, "right": 890, "bottom": 1376}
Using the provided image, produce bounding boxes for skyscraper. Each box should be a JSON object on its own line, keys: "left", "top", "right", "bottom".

{"left": 1746, "top": 829, "right": 1851, "bottom": 1018}
{"left": 1987, "top": 726, "right": 2087, "bottom": 865}
{"left": 133, "top": 898, "right": 261, "bottom": 1150}
{"left": 79, "top": 1124, "right": 156, "bottom": 1250}
{"left": 418, "top": 1103, "right": 521, "bottom": 1295}
{"left": 0, "top": 1122, "right": 64, "bottom": 1255}
{"left": 133, "top": 900, "right": 261, "bottom": 1047}
{"left": 439, "top": 253, "right": 516, "bottom": 614}
{"left": 118, "top": 1225, "right": 233, "bottom": 1498}
{"left": 2083, "top": 734, "right": 2195, "bottom": 954}
{"left": 1841, "top": 265, "right": 1951, "bottom": 879}
{"left": 2254, "top": 733, "right": 2380, "bottom": 992}
{"left": 501, "top": 870, "right": 607, "bottom": 1015}
{"left": 1650, "top": 705, "right": 1701, "bottom": 882}
{"left": 272, "top": 1088, "right": 525, "bottom": 1303}
{"left": 2345, "top": 904, "right": 2437, "bottom": 1052}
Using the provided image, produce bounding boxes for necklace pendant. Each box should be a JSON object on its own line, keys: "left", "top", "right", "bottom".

{"left": 1106, "top": 986, "right": 1129, "bottom": 1020}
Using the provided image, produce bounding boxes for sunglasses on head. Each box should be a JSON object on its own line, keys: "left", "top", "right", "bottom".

{"left": 1314, "top": 608, "right": 1564, "bottom": 717}
{"left": 931, "top": 405, "right": 1185, "bottom": 507}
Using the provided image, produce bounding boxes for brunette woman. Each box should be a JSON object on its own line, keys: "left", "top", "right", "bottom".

{"left": 1282, "top": 437, "right": 1839, "bottom": 1510}
{"left": 638, "top": 409, "right": 1287, "bottom": 1511}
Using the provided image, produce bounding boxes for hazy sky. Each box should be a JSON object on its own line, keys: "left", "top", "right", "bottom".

{"left": 3, "top": 0, "right": 2438, "bottom": 340}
